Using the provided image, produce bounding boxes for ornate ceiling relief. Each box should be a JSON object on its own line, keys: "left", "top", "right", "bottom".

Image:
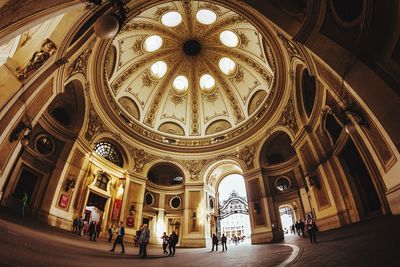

{"left": 129, "top": 147, "right": 156, "bottom": 173}
{"left": 67, "top": 39, "right": 95, "bottom": 78}
{"left": 99, "top": 1, "right": 275, "bottom": 142}
{"left": 85, "top": 107, "right": 104, "bottom": 141}
{"left": 277, "top": 97, "right": 299, "bottom": 134}
{"left": 277, "top": 33, "right": 302, "bottom": 59}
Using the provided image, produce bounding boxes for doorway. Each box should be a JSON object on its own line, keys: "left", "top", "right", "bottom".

{"left": 85, "top": 192, "right": 107, "bottom": 223}
{"left": 279, "top": 205, "right": 296, "bottom": 235}
{"left": 218, "top": 174, "right": 251, "bottom": 244}
{"left": 338, "top": 138, "right": 381, "bottom": 217}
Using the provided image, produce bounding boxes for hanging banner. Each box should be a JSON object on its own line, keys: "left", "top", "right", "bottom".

{"left": 59, "top": 194, "right": 69, "bottom": 209}
{"left": 112, "top": 199, "right": 122, "bottom": 220}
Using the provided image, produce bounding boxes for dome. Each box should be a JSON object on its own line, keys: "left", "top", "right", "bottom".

{"left": 102, "top": 1, "right": 276, "bottom": 148}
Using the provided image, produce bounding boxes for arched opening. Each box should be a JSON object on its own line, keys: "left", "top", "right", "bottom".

{"left": 147, "top": 162, "right": 184, "bottom": 186}
{"left": 301, "top": 69, "right": 317, "bottom": 118}
{"left": 338, "top": 138, "right": 382, "bottom": 218}
{"left": 218, "top": 174, "right": 251, "bottom": 245}
{"left": 278, "top": 204, "right": 297, "bottom": 235}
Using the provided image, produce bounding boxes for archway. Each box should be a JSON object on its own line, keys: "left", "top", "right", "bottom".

{"left": 218, "top": 174, "right": 252, "bottom": 245}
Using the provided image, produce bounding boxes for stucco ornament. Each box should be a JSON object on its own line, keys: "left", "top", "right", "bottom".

{"left": 184, "top": 160, "right": 207, "bottom": 181}
{"left": 85, "top": 108, "right": 104, "bottom": 141}
{"left": 18, "top": 38, "right": 57, "bottom": 80}
{"left": 130, "top": 148, "right": 153, "bottom": 173}
{"left": 238, "top": 145, "right": 256, "bottom": 169}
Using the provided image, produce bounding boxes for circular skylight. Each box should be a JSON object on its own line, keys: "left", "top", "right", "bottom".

{"left": 219, "top": 57, "right": 237, "bottom": 76}
{"left": 200, "top": 74, "right": 216, "bottom": 93}
{"left": 150, "top": 61, "right": 168, "bottom": 79}
{"left": 143, "top": 35, "right": 163, "bottom": 52}
{"left": 196, "top": 9, "right": 217, "bottom": 25}
{"left": 161, "top": 11, "right": 182, "bottom": 27}
{"left": 173, "top": 75, "right": 189, "bottom": 95}
{"left": 220, "top": 30, "right": 239, "bottom": 47}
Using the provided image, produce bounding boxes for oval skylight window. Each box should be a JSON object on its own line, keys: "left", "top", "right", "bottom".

{"left": 196, "top": 9, "right": 217, "bottom": 25}
{"left": 161, "top": 11, "right": 182, "bottom": 27}
{"left": 173, "top": 75, "right": 189, "bottom": 95}
{"left": 219, "top": 57, "right": 237, "bottom": 76}
{"left": 200, "top": 74, "right": 216, "bottom": 93}
{"left": 143, "top": 35, "right": 163, "bottom": 52}
{"left": 150, "top": 61, "right": 168, "bottom": 79}
{"left": 220, "top": 30, "right": 239, "bottom": 47}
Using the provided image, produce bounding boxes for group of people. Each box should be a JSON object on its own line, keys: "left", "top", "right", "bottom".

{"left": 72, "top": 216, "right": 84, "bottom": 236}
{"left": 161, "top": 231, "right": 179, "bottom": 256}
{"left": 211, "top": 233, "right": 228, "bottom": 252}
{"left": 289, "top": 215, "right": 318, "bottom": 244}
{"left": 110, "top": 223, "right": 152, "bottom": 258}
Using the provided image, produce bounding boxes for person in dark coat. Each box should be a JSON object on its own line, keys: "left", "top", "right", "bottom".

{"left": 110, "top": 221, "right": 125, "bottom": 253}
{"left": 108, "top": 226, "right": 114, "bottom": 242}
{"left": 299, "top": 219, "right": 305, "bottom": 237}
{"left": 138, "top": 224, "right": 150, "bottom": 258}
{"left": 211, "top": 234, "right": 219, "bottom": 251}
{"left": 221, "top": 234, "right": 227, "bottom": 252}
{"left": 168, "top": 231, "right": 179, "bottom": 256}
{"left": 306, "top": 215, "right": 318, "bottom": 244}
{"left": 89, "top": 221, "right": 96, "bottom": 241}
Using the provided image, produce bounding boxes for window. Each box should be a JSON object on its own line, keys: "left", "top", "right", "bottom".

{"left": 219, "top": 57, "right": 237, "bottom": 76}
{"left": 161, "top": 11, "right": 182, "bottom": 27}
{"left": 150, "top": 61, "right": 168, "bottom": 79}
{"left": 94, "top": 142, "right": 123, "bottom": 167}
{"left": 143, "top": 35, "right": 163, "bottom": 52}
{"left": 170, "top": 196, "right": 181, "bottom": 209}
{"left": 220, "top": 31, "right": 239, "bottom": 47}
{"left": 172, "top": 75, "right": 189, "bottom": 95}
{"left": 95, "top": 173, "right": 109, "bottom": 191}
{"left": 145, "top": 192, "right": 154, "bottom": 206}
{"left": 35, "top": 135, "right": 54, "bottom": 155}
{"left": 275, "top": 177, "right": 291, "bottom": 191}
{"left": 196, "top": 9, "right": 217, "bottom": 25}
{"left": 199, "top": 74, "right": 216, "bottom": 93}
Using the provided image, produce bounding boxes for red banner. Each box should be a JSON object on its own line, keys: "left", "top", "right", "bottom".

{"left": 112, "top": 199, "right": 122, "bottom": 220}
{"left": 59, "top": 194, "right": 69, "bottom": 209}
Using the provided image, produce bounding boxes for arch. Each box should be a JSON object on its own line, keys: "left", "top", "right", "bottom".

{"left": 205, "top": 120, "right": 231, "bottom": 135}
{"left": 248, "top": 90, "right": 267, "bottom": 116}
{"left": 202, "top": 158, "right": 244, "bottom": 190}
{"left": 146, "top": 161, "right": 185, "bottom": 186}
{"left": 118, "top": 96, "right": 140, "bottom": 120}
{"left": 158, "top": 122, "right": 185, "bottom": 136}
{"left": 259, "top": 130, "right": 297, "bottom": 168}
{"left": 46, "top": 79, "right": 86, "bottom": 135}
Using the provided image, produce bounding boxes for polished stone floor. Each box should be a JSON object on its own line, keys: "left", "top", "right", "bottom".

{"left": 0, "top": 212, "right": 399, "bottom": 267}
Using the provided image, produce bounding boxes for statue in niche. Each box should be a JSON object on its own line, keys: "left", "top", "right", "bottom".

{"left": 17, "top": 38, "right": 57, "bottom": 80}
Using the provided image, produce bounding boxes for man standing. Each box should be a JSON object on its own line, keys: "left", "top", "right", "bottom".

{"left": 110, "top": 221, "right": 125, "bottom": 253}
{"left": 78, "top": 216, "right": 84, "bottom": 236}
{"left": 108, "top": 226, "right": 114, "bottom": 242}
{"left": 211, "top": 234, "right": 219, "bottom": 251}
{"left": 299, "top": 219, "right": 305, "bottom": 237}
{"left": 168, "top": 231, "right": 179, "bottom": 256}
{"left": 72, "top": 217, "right": 78, "bottom": 233}
{"left": 221, "top": 234, "right": 227, "bottom": 252}
{"left": 20, "top": 192, "right": 28, "bottom": 217}
{"left": 138, "top": 224, "right": 150, "bottom": 258}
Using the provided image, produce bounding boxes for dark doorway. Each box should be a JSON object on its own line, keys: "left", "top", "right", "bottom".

{"left": 142, "top": 217, "right": 150, "bottom": 226}
{"left": 86, "top": 192, "right": 107, "bottom": 211}
{"left": 338, "top": 139, "right": 381, "bottom": 217}
{"left": 13, "top": 169, "right": 40, "bottom": 205}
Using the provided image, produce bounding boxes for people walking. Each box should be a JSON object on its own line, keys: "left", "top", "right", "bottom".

{"left": 138, "top": 224, "right": 150, "bottom": 258}
{"left": 168, "top": 231, "right": 179, "bottom": 256}
{"left": 77, "top": 216, "right": 84, "bottom": 236}
{"left": 299, "top": 219, "right": 305, "bottom": 237}
{"left": 72, "top": 217, "right": 78, "bottom": 233}
{"left": 108, "top": 226, "right": 114, "bottom": 242}
{"left": 110, "top": 221, "right": 125, "bottom": 253}
{"left": 96, "top": 222, "right": 101, "bottom": 238}
{"left": 89, "top": 221, "right": 97, "bottom": 241}
{"left": 221, "top": 234, "right": 227, "bottom": 252}
{"left": 211, "top": 234, "right": 219, "bottom": 251}
{"left": 306, "top": 215, "right": 318, "bottom": 244}
{"left": 161, "top": 232, "right": 169, "bottom": 255}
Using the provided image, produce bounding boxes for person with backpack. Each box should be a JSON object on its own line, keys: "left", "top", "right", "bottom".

{"left": 168, "top": 231, "right": 179, "bottom": 256}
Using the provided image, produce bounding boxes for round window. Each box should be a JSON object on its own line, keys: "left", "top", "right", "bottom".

{"left": 36, "top": 135, "right": 54, "bottom": 155}
{"left": 145, "top": 192, "right": 154, "bottom": 206}
{"left": 170, "top": 196, "right": 181, "bottom": 209}
{"left": 275, "top": 177, "right": 291, "bottom": 191}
